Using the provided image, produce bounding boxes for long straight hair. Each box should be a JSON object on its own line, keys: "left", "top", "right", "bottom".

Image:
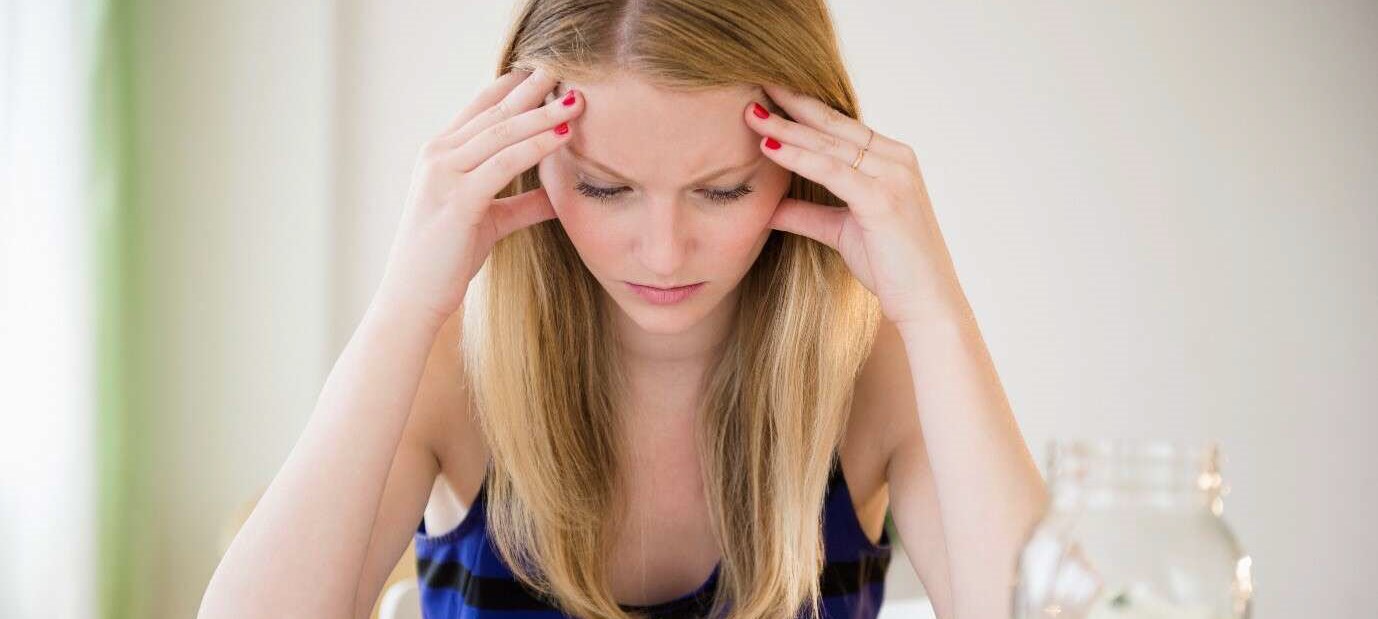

{"left": 460, "top": 1, "right": 881, "bottom": 617}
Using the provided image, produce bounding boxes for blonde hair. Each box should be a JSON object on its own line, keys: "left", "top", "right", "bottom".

{"left": 461, "top": 1, "right": 881, "bottom": 617}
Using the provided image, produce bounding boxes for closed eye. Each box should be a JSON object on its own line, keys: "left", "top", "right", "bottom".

{"left": 573, "top": 181, "right": 755, "bottom": 203}
{"left": 573, "top": 181, "right": 628, "bottom": 200}
{"left": 702, "top": 183, "right": 755, "bottom": 203}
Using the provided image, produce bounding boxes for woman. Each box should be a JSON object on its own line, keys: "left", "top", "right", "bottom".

{"left": 199, "top": 1, "right": 1047, "bottom": 618}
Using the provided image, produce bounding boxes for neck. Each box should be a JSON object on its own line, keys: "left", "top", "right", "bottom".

{"left": 607, "top": 285, "right": 738, "bottom": 416}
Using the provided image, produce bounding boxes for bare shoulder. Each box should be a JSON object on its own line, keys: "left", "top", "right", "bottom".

{"left": 413, "top": 307, "right": 490, "bottom": 511}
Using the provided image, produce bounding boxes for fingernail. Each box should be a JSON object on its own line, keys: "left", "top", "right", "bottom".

{"left": 752, "top": 102, "right": 770, "bottom": 119}
{"left": 562, "top": 89, "right": 577, "bottom": 106}
{"left": 554, "top": 122, "right": 570, "bottom": 135}
{"left": 764, "top": 137, "right": 781, "bottom": 150}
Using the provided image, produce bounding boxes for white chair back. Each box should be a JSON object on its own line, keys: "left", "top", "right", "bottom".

{"left": 379, "top": 579, "right": 422, "bottom": 619}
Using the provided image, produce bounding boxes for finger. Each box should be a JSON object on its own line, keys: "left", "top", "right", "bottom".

{"left": 744, "top": 101, "right": 906, "bottom": 179}
{"left": 542, "top": 82, "right": 574, "bottom": 107}
{"left": 436, "top": 69, "right": 531, "bottom": 137}
{"left": 446, "top": 87, "right": 582, "bottom": 172}
{"left": 759, "top": 83, "right": 908, "bottom": 161}
{"left": 449, "top": 68, "right": 560, "bottom": 147}
{"left": 769, "top": 197, "right": 847, "bottom": 250}
{"left": 464, "top": 118, "right": 574, "bottom": 198}
{"left": 758, "top": 134, "right": 879, "bottom": 213}
{"left": 490, "top": 187, "right": 558, "bottom": 238}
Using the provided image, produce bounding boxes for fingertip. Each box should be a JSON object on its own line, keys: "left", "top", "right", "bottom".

{"left": 560, "top": 88, "right": 580, "bottom": 108}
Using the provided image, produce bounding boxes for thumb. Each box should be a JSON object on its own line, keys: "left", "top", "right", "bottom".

{"left": 769, "top": 197, "right": 846, "bottom": 250}
{"left": 490, "top": 187, "right": 558, "bottom": 238}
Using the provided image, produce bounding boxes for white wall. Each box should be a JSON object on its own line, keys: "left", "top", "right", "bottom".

{"left": 136, "top": 1, "right": 1375, "bottom": 617}
{"left": 129, "top": 2, "right": 334, "bottom": 618}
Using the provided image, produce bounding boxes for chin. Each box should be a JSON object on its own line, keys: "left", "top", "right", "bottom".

{"left": 615, "top": 298, "right": 706, "bottom": 335}
{"left": 628, "top": 312, "right": 703, "bottom": 336}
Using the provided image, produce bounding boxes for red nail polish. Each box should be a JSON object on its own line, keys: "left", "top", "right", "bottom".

{"left": 764, "top": 137, "right": 781, "bottom": 150}
{"left": 562, "top": 90, "right": 577, "bottom": 106}
{"left": 554, "top": 122, "right": 570, "bottom": 135}
{"left": 752, "top": 102, "right": 770, "bottom": 119}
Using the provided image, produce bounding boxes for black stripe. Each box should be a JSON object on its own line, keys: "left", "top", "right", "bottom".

{"left": 417, "top": 554, "right": 891, "bottom": 612}
{"left": 416, "top": 557, "right": 559, "bottom": 611}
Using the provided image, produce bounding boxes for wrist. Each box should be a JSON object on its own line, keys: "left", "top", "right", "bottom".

{"left": 364, "top": 288, "right": 454, "bottom": 338}
{"left": 894, "top": 295, "right": 978, "bottom": 344}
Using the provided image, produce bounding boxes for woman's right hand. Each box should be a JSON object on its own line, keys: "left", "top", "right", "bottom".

{"left": 375, "top": 68, "right": 581, "bottom": 328}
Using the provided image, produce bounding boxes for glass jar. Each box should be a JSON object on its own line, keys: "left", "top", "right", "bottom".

{"left": 1012, "top": 439, "right": 1253, "bottom": 618}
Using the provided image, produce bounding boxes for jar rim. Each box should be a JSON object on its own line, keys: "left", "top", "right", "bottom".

{"left": 1048, "top": 438, "right": 1221, "bottom": 460}
{"left": 1045, "top": 438, "right": 1227, "bottom": 507}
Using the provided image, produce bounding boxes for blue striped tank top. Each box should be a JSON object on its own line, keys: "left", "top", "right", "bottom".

{"left": 413, "top": 453, "right": 893, "bottom": 618}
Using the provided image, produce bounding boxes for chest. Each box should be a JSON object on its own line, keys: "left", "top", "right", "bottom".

{"left": 601, "top": 415, "right": 891, "bottom": 607}
{"left": 604, "top": 434, "right": 720, "bottom": 606}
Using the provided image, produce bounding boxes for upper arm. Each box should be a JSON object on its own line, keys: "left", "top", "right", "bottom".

{"left": 351, "top": 308, "right": 474, "bottom": 619}
{"left": 858, "top": 319, "right": 956, "bottom": 619}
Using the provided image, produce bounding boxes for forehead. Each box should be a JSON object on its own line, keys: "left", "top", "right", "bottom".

{"left": 555, "top": 71, "right": 766, "bottom": 184}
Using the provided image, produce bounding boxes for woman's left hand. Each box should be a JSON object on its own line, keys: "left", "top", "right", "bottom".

{"left": 744, "top": 84, "right": 972, "bottom": 331}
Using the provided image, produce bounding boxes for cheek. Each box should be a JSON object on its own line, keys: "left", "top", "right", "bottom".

{"left": 704, "top": 197, "right": 778, "bottom": 263}
{"left": 537, "top": 161, "right": 619, "bottom": 264}
{"left": 705, "top": 173, "right": 789, "bottom": 269}
{"left": 538, "top": 160, "right": 585, "bottom": 232}
{"left": 552, "top": 202, "right": 614, "bottom": 264}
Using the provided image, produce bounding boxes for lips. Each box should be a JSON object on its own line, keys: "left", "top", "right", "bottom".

{"left": 625, "top": 281, "right": 706, "bottom": 305}
{"left": 631, "top": 282, "right": 699, "bottom": 290}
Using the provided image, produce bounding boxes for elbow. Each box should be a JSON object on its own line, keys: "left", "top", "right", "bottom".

{"left": 198, "top": 569, "right": 344, "bottom": 619}
{"left": 197, "top": 569, "right": 265, "bottom": 619}
{"left": 198, "top": 548, "right": 358, "bottom": 618}
{"left": 198, "top": 584, "right": 355, "bottom": 619}
{"left": 196, "top": 578, "right": 239, "bottom": 619}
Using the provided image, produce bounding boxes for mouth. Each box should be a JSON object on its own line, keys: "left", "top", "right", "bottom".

{"left": 628, "top": 281, "right": 703, "bottom": 290}
{"left": 624, "top": 281, "right": 706, "bottom": 305}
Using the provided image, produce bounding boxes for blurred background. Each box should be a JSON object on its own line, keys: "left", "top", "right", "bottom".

{"left": 2, "top": 1, "right": 1375, "bottom": 618}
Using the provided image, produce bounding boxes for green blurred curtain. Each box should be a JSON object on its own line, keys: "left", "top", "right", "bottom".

{"left": 92, "top": 0, "right": 151, "bottom": 617}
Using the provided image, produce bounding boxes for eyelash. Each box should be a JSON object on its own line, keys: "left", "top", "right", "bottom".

{"left": 573, "top": 181, "right": 755, "bottom": 203}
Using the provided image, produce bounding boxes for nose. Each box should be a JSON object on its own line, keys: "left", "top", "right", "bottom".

{"left": 635, "top": 196, "right": 691, "bottom": 279}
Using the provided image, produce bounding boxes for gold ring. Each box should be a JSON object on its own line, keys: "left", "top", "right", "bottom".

{"left": 851, "top": 128, "right": 876, "bottom": 170}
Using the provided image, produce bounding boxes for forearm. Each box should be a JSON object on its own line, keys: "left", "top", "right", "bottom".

{"left": 199, "top": 295, "right": 449, "bottom": 618}
{"left": 898, "top": 303, "right": 1049, "bottom": 619}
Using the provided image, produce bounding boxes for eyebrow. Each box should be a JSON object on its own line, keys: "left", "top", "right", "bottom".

{"left": 567, "top": 145, "right": 761, "bottom": 186}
